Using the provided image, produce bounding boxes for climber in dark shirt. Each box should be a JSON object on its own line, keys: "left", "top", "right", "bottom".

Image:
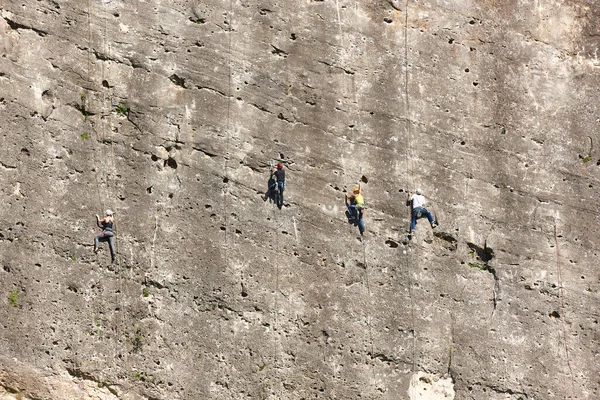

{"left": 262, "top": 163, "right": 285, "bottom": 208}
{"left": 94, "top": 209, "right": 116, "bottom": 263}
{"left": 273, "top": 163, "right": 285, "bottom": 208}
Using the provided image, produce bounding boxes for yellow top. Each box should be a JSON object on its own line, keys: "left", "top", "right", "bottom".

{"left": 354, "top": 193, "right": 364, "bottom": 207}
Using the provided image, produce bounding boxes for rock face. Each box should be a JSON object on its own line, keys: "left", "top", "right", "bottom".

{"left": 1, "top": 0, "right": 599, "bottom": 399}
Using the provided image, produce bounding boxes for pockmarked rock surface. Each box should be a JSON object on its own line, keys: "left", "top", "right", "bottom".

{"left": 1, "top": 0, "right": 599, "bottom": 399}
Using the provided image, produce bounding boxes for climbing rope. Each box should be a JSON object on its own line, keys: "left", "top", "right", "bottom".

{"left": 361, "top": 239, "right": 375, "bottom": 363}
{"left": 402, "top": 1, "right": 419, "bottom": 391}
{"left": 222, "top": 0, "right": 234, "bottom": 244}
{"left": 271, "top": 200, "right": 282, "bottom": 368}
{"left": 84, "top": 0, "right": 105, "bottom": 213}
{"left": 82, "top": 0, "right": 128, "bottom": 378}
{"left": 553, "top": 219, "right": 575, "bottom": 399}
{"left": 214, "top": 0, "right": 235, "bottom": 383}
{"left": 404, "top": 0, "right": 414, "bottom": 194}
{"left": 342, "top": 3, "right": 375, "bottom": 367}
{"left": 405, "top": 245, "right": 417, "bottom": 366}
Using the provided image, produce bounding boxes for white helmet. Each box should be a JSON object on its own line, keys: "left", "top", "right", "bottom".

{"left": 105, "top": 209, "right": 113, "bottom": 216}
{"left": 416, "top": 188, "right": 422, "bottom": 195}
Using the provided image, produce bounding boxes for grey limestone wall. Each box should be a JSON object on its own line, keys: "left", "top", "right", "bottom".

{"left": 0, "top": 0, "right": 599, "bottom": 399}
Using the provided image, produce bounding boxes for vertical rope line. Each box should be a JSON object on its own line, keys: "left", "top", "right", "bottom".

{"left": 404, "top": 0, "right": 413, "bottom": 193}
{"left": 554, "top": 219, "right": 575, "bottom": 399}
{"left": 273, "top": 205, "right": 280, "bottom": 367}
{"left": 349, "top": 2, "right": 374, "bottom": 369}
{"left": 216, "top": 0, "right": 234, "bottom": 385}
{"left": 362, "top": 243, "right": 374, "bottom": 364}
{"left": 406, "top": 246, "right": 416, "bottom": 371}
{"left": 221, "top": 0, "right": 234, "bottom": 293}
{"left": 87, "top": 0, "right": 92, "bottom": 87}
{"left": 86, "top": 0, "right": 104, "bottom": 213}
{"left": 404, "top": 1, "right": 418, "bottom": 391}
{"left": 99, "top": 0, "right": 123, "bottom": 377}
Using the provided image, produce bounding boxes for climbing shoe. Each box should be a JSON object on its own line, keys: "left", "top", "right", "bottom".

{"left": 431, "top": 222, "right": 438, "bottom": 229}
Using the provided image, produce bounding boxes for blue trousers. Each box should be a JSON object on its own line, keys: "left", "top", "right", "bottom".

{"left": 265, "top": 182, "right": 284, "bottom": 208}
{"left": 348, "top": 205, "right": 365, "bottom": 235}
{"left": 410, "top": 207, "right": 434, "bottom": 232}
{"left": 276, "top": 182, "right": 284, "bottom": 208}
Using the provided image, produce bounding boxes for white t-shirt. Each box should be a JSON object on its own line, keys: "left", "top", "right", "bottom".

{"left": 412, "top": 194, "right": 425, "bottom": 208}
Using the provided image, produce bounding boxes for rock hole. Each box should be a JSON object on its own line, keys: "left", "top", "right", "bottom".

{"left": 384, "top": 18, "right": 393, "bottom": 24}
{"left": 164, "top": 157, "right": 178, "bottom": 169}
{"left": 460, "top": 141, "right": 466, "bottom": 145}
{"left": 473, "top": 82, "right": 479, "bottom": 86}
{"left": 469, "top": 20, "right": 475, "bottom": 25}
{"left": 151, "top": 154, "right": 159, "bottom": 162}
{"left": 464, "top": 68, "right": 469, "bottom": 73}
{"left": 102, "top": 80, "right": 110, "bottom": 88}
{"left": 113, "top": 12, "right": 120, "bottom": 17}
{"left": 550, "top": 311, "right": 560, "bottom": 318}
{"left": 146, "top": 186, "right": 153, "bottom": 194}
{"left": 220, "top": 226, "right": 226, "bottom": 231}
{"left": 290, "top": 33, "right": 297, "bottom": 40}
{"left": 223, "top": 177, "right": 229, "bottom": 183}
{"left": 169, "top": 74, "right": 186, "bottom": 88}
{"left": 470, "top": 47, "right": 476, "bottom": 51}
{"left": 448, "top": 38, "right": 454, "bottom": 44}
{"left": 360, "top": 175, "right": 368, "bottom": 183}
{"left": 205, "top": 204, "right": 212, "bottom": 209}
{"left": 385, "top": 240, "right": 398, "bottom": 248}
{"left": 467, "top": 242, "right": 494, "bottom": 263}
{"left": 3, "top": 265, "right": 10, "bottom": 272}
{"left": 168, "top": 193, "right": 174, "bottom": 199}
